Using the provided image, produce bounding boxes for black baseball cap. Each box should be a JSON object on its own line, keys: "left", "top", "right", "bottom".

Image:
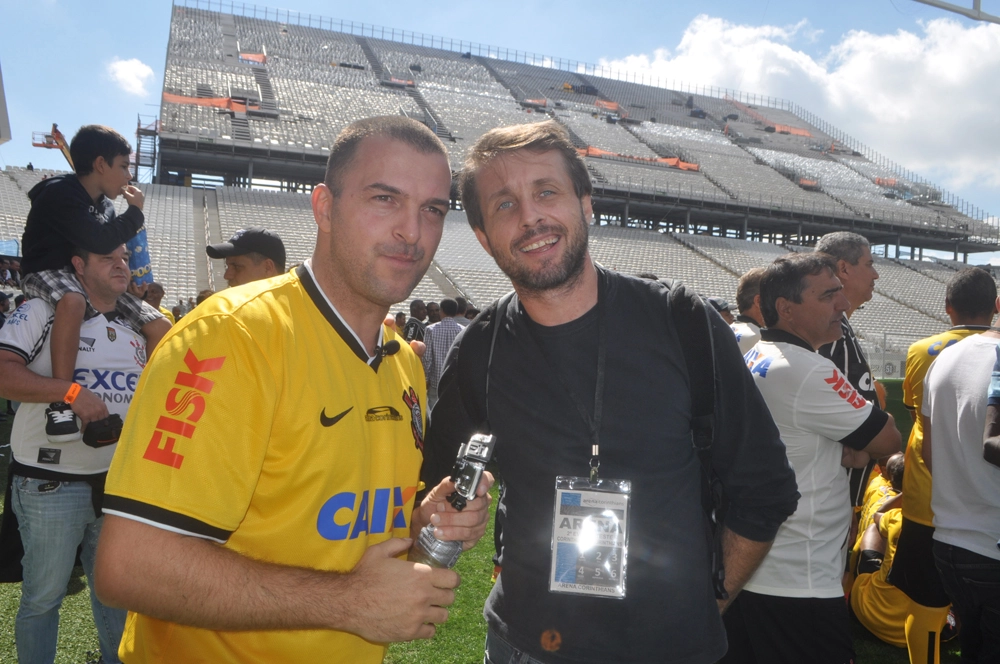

{"left": 206, "top": 228, "right": 286, "bottom": 271}
{"left": 707, "top": 297, "right": 735, "bottom": 313}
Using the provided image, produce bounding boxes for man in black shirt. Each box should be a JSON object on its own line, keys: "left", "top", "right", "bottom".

{"left": 403, "top": 299, "right": 427, "bottom": 342}
{"left": 422, "top": 121, "right": 799, "bottom": 664}
{"left": 814, "top": 232, "right": 881, "bottom": 510}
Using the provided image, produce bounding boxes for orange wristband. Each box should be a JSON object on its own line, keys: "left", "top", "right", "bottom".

{"left": 63, "top": 383, "right": 81, "bottom": 404}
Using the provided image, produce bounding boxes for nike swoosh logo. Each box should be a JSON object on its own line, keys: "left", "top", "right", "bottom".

{"left": 320, "top": 407, "right": 353, "bottom": 427}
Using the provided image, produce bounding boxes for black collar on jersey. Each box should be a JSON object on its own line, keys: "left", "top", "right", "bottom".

{"left": 760, "top": 327, "right": 815, "bottom": 352}
{"left": 296, "top": 265, "right": 383, "bottom": 372}
{"left": 950, "top": 325, "right": 992, "bottom": 331}
{"left": 735, "top": 314, "right": 760, "bottom": 327}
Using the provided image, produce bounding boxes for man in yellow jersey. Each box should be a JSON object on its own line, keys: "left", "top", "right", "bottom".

{"left": 889, "top": 267, "right": 997, "bottom": 664}
{"left": 851, "top": 453, "right": 911, "bottom": 646}
{"left": 92, "top": 116, "right": 494, "bottom": 663}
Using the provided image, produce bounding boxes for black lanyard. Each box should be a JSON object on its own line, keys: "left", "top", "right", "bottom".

{"left": 527, "top": 275, "right": 608, "bottom": 482}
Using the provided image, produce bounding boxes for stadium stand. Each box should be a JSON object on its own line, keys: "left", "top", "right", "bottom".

{"left": 135, "top": 185, "right": 199, "bottom": 300}
{"left": 557, "top": 112, "right": 660, "bottom": 158}
{"left": 0, "top": 168, "right": 32, "bottom": 243}
{"left": 432, "top": 210, "right": 513, "bottom": 307}
{"left": 871, "top": 257, "right": 950, "bottom": 324}
{"left": 676, "top": 233, "right": 790, "bottom": 276}
{"left": 215, "top": 187, "right": 315, "bottom": 266}
{"left": 746, "top": 148, "right": 953, "bottom": 228}
{"left": 586, "top": 159, "right": 731, "bottom": 202}
{"left": 588, "top": 225, "right": 739, "bottom": 298}
{"left": 3, "top": 3, "right": 997, "bottom": 367}
{"left": 896, "top": 258, "right": 961, "bottom": 284}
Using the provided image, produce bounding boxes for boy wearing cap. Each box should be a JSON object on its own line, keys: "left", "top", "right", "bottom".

{"left": 206, "top": 227, "right": 287, "bottom": 288}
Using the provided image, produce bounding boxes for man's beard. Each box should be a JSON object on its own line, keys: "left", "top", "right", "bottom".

{"left": 488, "top": 204, "right": 589, "bottom": 296}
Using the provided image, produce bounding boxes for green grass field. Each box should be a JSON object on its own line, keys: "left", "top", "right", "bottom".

{"left": 0, "top": 410, "right": 963, "bottom": 663}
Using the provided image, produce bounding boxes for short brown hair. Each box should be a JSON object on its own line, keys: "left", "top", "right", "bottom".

{"left": 323, "top": 116, "right": 447, "bottom": 197}
{"left": 759, "top": 253, "right": 838, "bottom": 327}
{"left": 70, "top": 125, "right": 132, "bottom": 176}
{"left": 459, "top": 120, "right": 592, "bottom": 232}
{"left": 736, "top": 267, "right": 766, "bottom": 314}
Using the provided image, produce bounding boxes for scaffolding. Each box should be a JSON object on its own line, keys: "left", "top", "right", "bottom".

{"left": 135, "top": 115, "right": 159, "bottom": 184}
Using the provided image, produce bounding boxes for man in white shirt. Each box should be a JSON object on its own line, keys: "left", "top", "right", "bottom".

{"left": 732, "top": 267, "right": 765, "bottom": 355}
{"left": 925, "top": 328, "right": 1000, "bottom": 663}
{"left": 0, "top": 244, "right": 143, "bottom": 664}
{"left": 723, "top": 252, "right": 901, "bottom": 664}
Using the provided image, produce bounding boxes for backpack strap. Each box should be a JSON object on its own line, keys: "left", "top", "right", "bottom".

{"left": 484, "top": 292, "right": 515, "bottom": 433}
{"left": 661, "top": 279, "right": 728, "bottom": 600}
{"left": 456, "top": 291, "right": 515, "bottom": 434}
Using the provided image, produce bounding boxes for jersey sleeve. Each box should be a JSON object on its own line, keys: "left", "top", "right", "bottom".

{"left": 878, "top": 508, "right": 902, "bottom": 541}
{"left": 902, "top": 341, "right": 926, "bottom": 411}
{"left": 104, "top": 311, "right": 277, "bottom": 542}
{"left": 989, "top": 343, "right": 1000, "bottom": 407}
{"left": 0, "top": 301, "right": 52, "bottom": 363}
{"left": 793, "top": 363, "right": 889, "bottom": 451}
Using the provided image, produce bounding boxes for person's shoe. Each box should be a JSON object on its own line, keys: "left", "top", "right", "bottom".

{"left": 82, "top": 414, "right": 124, "bottom": 448}
{"left": 45, "top": 402, "right": 81, "bottom": 443}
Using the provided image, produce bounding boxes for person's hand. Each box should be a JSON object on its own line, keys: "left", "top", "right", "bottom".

{"left": 70, "top": 386, "right": 109, "bottom": 428}
{"left": 841, "top": 445, "right": 871, "bottom": 469}
{"left": 410, "top": 340, "right": 425, "bottom": 358}
{"left": 342, "top": 537, "right": 459, "bottom": 642}
{"left": 122, "top": 185, "right": 145, "bottom": 210}
{"left": 128, "top": 280, "right": 149, "bottom": 300}
{"left": 413, "top": 473, "right": 494, "bottom": 551}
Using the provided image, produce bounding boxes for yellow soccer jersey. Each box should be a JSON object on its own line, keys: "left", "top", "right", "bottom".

{"left": 902, "top": 326, "right": 986, "bottom": 526}
{"left": 850, "top": 508, "right": 910, "bottom": 647}
{"left": 104, "top": 264, "right": 427, "bottom": 664}
{"left": 851, "top": 474, "right": 897, "bottom": 569}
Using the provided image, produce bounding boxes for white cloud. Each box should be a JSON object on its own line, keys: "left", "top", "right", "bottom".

{"left": 106, "top": 57, "right": 154, "bottom": 96}
{"left": 597, "top": 15, "right": 1000, "bottom": 201}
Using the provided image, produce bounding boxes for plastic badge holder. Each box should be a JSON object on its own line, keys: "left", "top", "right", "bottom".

{"left": 549, "top": 475, "right": 630, "bottom": 599}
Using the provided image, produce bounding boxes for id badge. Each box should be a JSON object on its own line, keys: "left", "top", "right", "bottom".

{"left": 549, "top": 476, "right": 630, "bottom": 599}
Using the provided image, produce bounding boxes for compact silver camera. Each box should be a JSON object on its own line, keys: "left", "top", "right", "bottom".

{"left": 409, "top": 433, "right": 496, "bottom": 568}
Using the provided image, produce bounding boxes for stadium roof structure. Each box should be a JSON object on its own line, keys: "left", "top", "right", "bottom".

{"left": 913, "top": 0, "right": 1000, "bottom": 24}
{"left": 158, "top": 0, "right": 999, "bottom": 258}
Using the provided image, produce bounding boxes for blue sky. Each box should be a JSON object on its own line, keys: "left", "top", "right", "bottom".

{"left": 2, "top": 0, "right": 998, "bottom": 257}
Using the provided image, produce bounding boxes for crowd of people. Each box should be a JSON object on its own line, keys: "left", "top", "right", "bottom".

{"left": 0, "top": 117, "right": 997, "bottom": 664}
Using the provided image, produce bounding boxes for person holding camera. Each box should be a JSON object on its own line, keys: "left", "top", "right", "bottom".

{"left": 421, "top": 121, "right": 799, "bottom": 664}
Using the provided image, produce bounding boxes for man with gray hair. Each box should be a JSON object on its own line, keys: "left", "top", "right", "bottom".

{"left": 814, "top": 231, "right": 882, "bottom": 511}
{"left": 726, "top": 253, "right": 900, "bottom": 664}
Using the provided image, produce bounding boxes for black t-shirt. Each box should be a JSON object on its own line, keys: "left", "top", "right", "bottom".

{"left": 423, "top": 268, "right": 799, "bottom": 664}
{"left": 402, "top": 316, "right": 425, "bottom": 343}
{"left": 818, "top": 316, "right": 877, "bottom": 404}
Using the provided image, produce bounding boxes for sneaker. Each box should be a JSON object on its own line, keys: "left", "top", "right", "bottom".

{"left": 45, "top": 402, "right": 81, "bottom": 443}
{"left": 82, "top": 414, "right": 124, "bottom": 448}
